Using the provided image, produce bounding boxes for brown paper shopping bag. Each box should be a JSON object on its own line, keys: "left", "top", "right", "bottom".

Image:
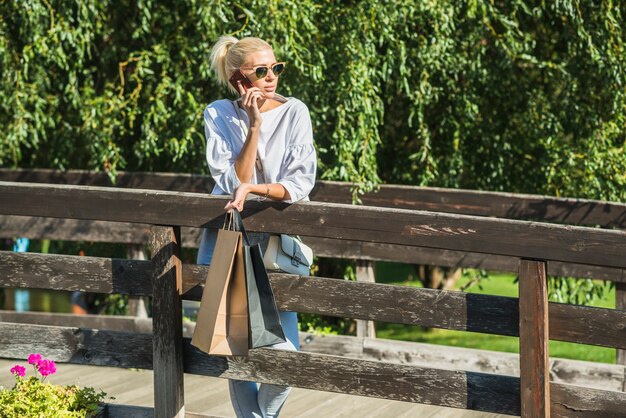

{"left": 191, "top": 227, "right": 249, "bottom": 356}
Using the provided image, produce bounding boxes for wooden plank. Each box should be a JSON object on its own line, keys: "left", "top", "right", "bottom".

{"left": 2, "top": 323, "right": 626, "bottom": 417}
{"left": 106, "top": 404, "right": 154, "bottom": 418}
{"left": 0, "top": 168, "right": 214, "bottom": 193}
{"left": 0, "top": 251, "right": 153, "bottom": 295}
{"left": 2, "top": 214, "right": 625, "bottom": 283}
{"left": 300, "top": 332, "right": 366, "bottom": 359}
{"left": 0, "top": 310, "right": 200, "bottom": 338}
{"left": 150, "top": 226, "right": 184, "bottom": 418}
{"left": 267, "top": 275, "right": 626, "bottom": 350}
{"left": 106, "top": 404, "right": 218, "bottom": 418}
{"left": 548, "top": 302, "right": 626, "bottom": 351}
{"left": 311, "top": 237, "right": 626, "bottom": 283}
{"left": 356, "top": 260, "right": 377, "bottom": 338}
{"left": 183, "top": 341, "right": 522, "bottom": 416}
{"left": 355, "top": 336, "right": 626, "bottom": 393}
{"left": 2, "top": 251, "right": 625, "bottom": 349}
{"left": 0, "top": 323, "right": 153, "bottom": 368}
{"left": 0, "top": 310, "right": 153, "bottom": 333}
{"left": 312, "top": 181, "right": 626, "bottom": 228}
{"left": 519, "top": 259, "right": 550, "bottom": 418}
{"left": 0, "top": 215, "right": 152, "bottom": 244}
{"left": 550, "top": 383, "right": 626, "bottom": 417}
{"left": 2, "top": 182, "right": 626, "bottom": 269}
{"left": 184, "top": 341, "right": 626, "bottom": 418}
{"left": 4, "top": 169, "right": 626, "bottom": 228}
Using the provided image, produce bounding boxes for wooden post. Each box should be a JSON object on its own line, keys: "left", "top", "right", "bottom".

{"left": 150, "top": 226, "right": 184, "bottom": 418}
{"left": 127, "top": 244, "right": 148, "bottom": 318}
{"left": 617, "top": 282, "right": 626, "bottom": 369}
{"left": 519, "top": 259, "right": 550, "bottom": 418}
{"left": 356, "top": 260, "right": 376, "bottom": 338}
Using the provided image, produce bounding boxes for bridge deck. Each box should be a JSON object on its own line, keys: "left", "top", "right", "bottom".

{"left": 0, "top": 359, "right": 513, "bottom": 417}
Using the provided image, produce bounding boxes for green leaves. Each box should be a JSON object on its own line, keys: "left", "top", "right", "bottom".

{"left": 1, "top": 0, "right": 625, "bottom": 203}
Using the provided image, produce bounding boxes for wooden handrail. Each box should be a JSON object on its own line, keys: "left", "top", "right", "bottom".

{"left": 1, "top": 181, "right": 626, "bottom": 269}
{"left": 2, "top": 215, "right": 624, "bottom": 282}
{"left": 2, "top": 168, "right": 625, "bottom": 228}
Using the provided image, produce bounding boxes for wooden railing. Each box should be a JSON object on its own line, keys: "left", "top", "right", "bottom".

{"left": 2, "top": 168, "right": 625, "bottom": 343}
{"left": 1, "top": 180, "right": 626, "bottom": 417}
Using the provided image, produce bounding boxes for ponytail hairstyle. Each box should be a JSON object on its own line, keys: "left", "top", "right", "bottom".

{"left": 210, "top": 36, "right": 273, "bottom": 94}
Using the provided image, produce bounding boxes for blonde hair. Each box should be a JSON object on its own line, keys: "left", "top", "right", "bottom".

{"left": 210, "top": 36, "right": 273, "bottom": 94}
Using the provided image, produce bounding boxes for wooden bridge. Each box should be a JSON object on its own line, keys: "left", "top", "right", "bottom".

{"left": 1, "top": 169, "right": 626, "bottom": 417}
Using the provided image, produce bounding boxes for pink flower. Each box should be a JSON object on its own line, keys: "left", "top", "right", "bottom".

{"left": 27, "top": 353, "right": 42, "bottom": 365}
{"left": 10, "top": 365, "right": 26, "bottom": 377}
{"left": 38, "top": 359, "right": 57, "bottom": 377}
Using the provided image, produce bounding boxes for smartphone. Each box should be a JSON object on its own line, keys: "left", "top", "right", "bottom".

{"left": 229, "top": 69, "right": 254, "bottom": 92}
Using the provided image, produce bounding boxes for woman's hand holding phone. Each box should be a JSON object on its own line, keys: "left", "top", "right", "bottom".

{"left": 237, "top": 81, "right": 264, "bottom": 130}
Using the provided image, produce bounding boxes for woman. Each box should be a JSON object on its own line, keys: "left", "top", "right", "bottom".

{"left": 197, "top": 36, "right": 317, "bottom": 418}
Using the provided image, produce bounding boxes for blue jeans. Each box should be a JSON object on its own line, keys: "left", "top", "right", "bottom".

{"left": 198, "top": 228, "right": 299, "bottom": 418}
{"left": 229, "top": 310, "right": 299, "bottom": 418}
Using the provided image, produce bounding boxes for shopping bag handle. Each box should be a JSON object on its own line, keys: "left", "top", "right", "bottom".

{"left": 230, "top": 209, "right": 250, "bottom": 245}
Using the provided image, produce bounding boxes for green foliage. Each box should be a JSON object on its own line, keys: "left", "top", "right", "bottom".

{"left": 0, "top": 376, "right": 106, "bottom": 418}
{"left": 547, "top": 276, "right": 614, "bottom": 306}
{"left": 2, "top": 1, "right": 624, "bottom": 202}
{"left": 298, "top": 313, "right": 344, "bottom": 335}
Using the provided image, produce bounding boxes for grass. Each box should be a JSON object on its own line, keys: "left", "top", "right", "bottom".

{"left": 373, "top": 262, "right": 617, "bottom": 364}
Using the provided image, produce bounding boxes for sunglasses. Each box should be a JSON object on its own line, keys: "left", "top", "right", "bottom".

{"left": 240, "top": 62, "right": 286, "bottom": 79}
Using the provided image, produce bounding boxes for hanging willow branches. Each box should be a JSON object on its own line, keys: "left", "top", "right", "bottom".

{"left": 1, "top": 1, "right": 625, "bottom": 202}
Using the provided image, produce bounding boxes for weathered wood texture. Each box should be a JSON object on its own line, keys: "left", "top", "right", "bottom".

{"left": 0, "top": 168, "right": 216, "bottom": 194}
{"left": 106, "top": 404, "right": 218, "bottom": 418}
{"left": 312, "top": 181, "right": 626, "bottom": 229}
{"left": 301, "top": 333, "right": 626, "bottom": 393}
{"left": 2, "top": 252, "right": 625, "bottom": 349}
{"left": 105, "top": 404, "right": 155, "bottom": 418}
{"left": 268, "top": 275, "right": 626, "bottom": 350}
{"left": 3, "top": 323, "right": 626, "bottom": 417}
{"left": 150, "top": 226, "right": 184, "bottom": 418}
{"left": 3, "top": 168, "right": 626, "bottom": 228}
{"left": 2, "top": 311, "right": 623, "bottom": 392}
{"left": 184, "top": 341, "right": 521, "bottom": 416}
{"left": 0, "top": 310, "right": 153, "bottom": 333}
{"left": 0, "top": 250, "right": 153, "bottom": 295}
{"left": 2, "top": 215, "right": 625, "bottom": 283}
{"left": 2, "top": 182, "right": 626, "bottom": 269}
{"left": 184, "top": 341, "right": 626, "bottom": 418}
{"left": 309, "top": 237, "right": 626, "bottom": 283}
{"left": 0, "top": 310, "right": 197, "bottom": 338}
{"left": 519, "top": 260, "right": 550, "bottom": 418}
{"left": 0, "top": 215, "right": 153, "bottom": 244}
{"left": 0, "top": 323, "right": 153, "bottom": 368}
